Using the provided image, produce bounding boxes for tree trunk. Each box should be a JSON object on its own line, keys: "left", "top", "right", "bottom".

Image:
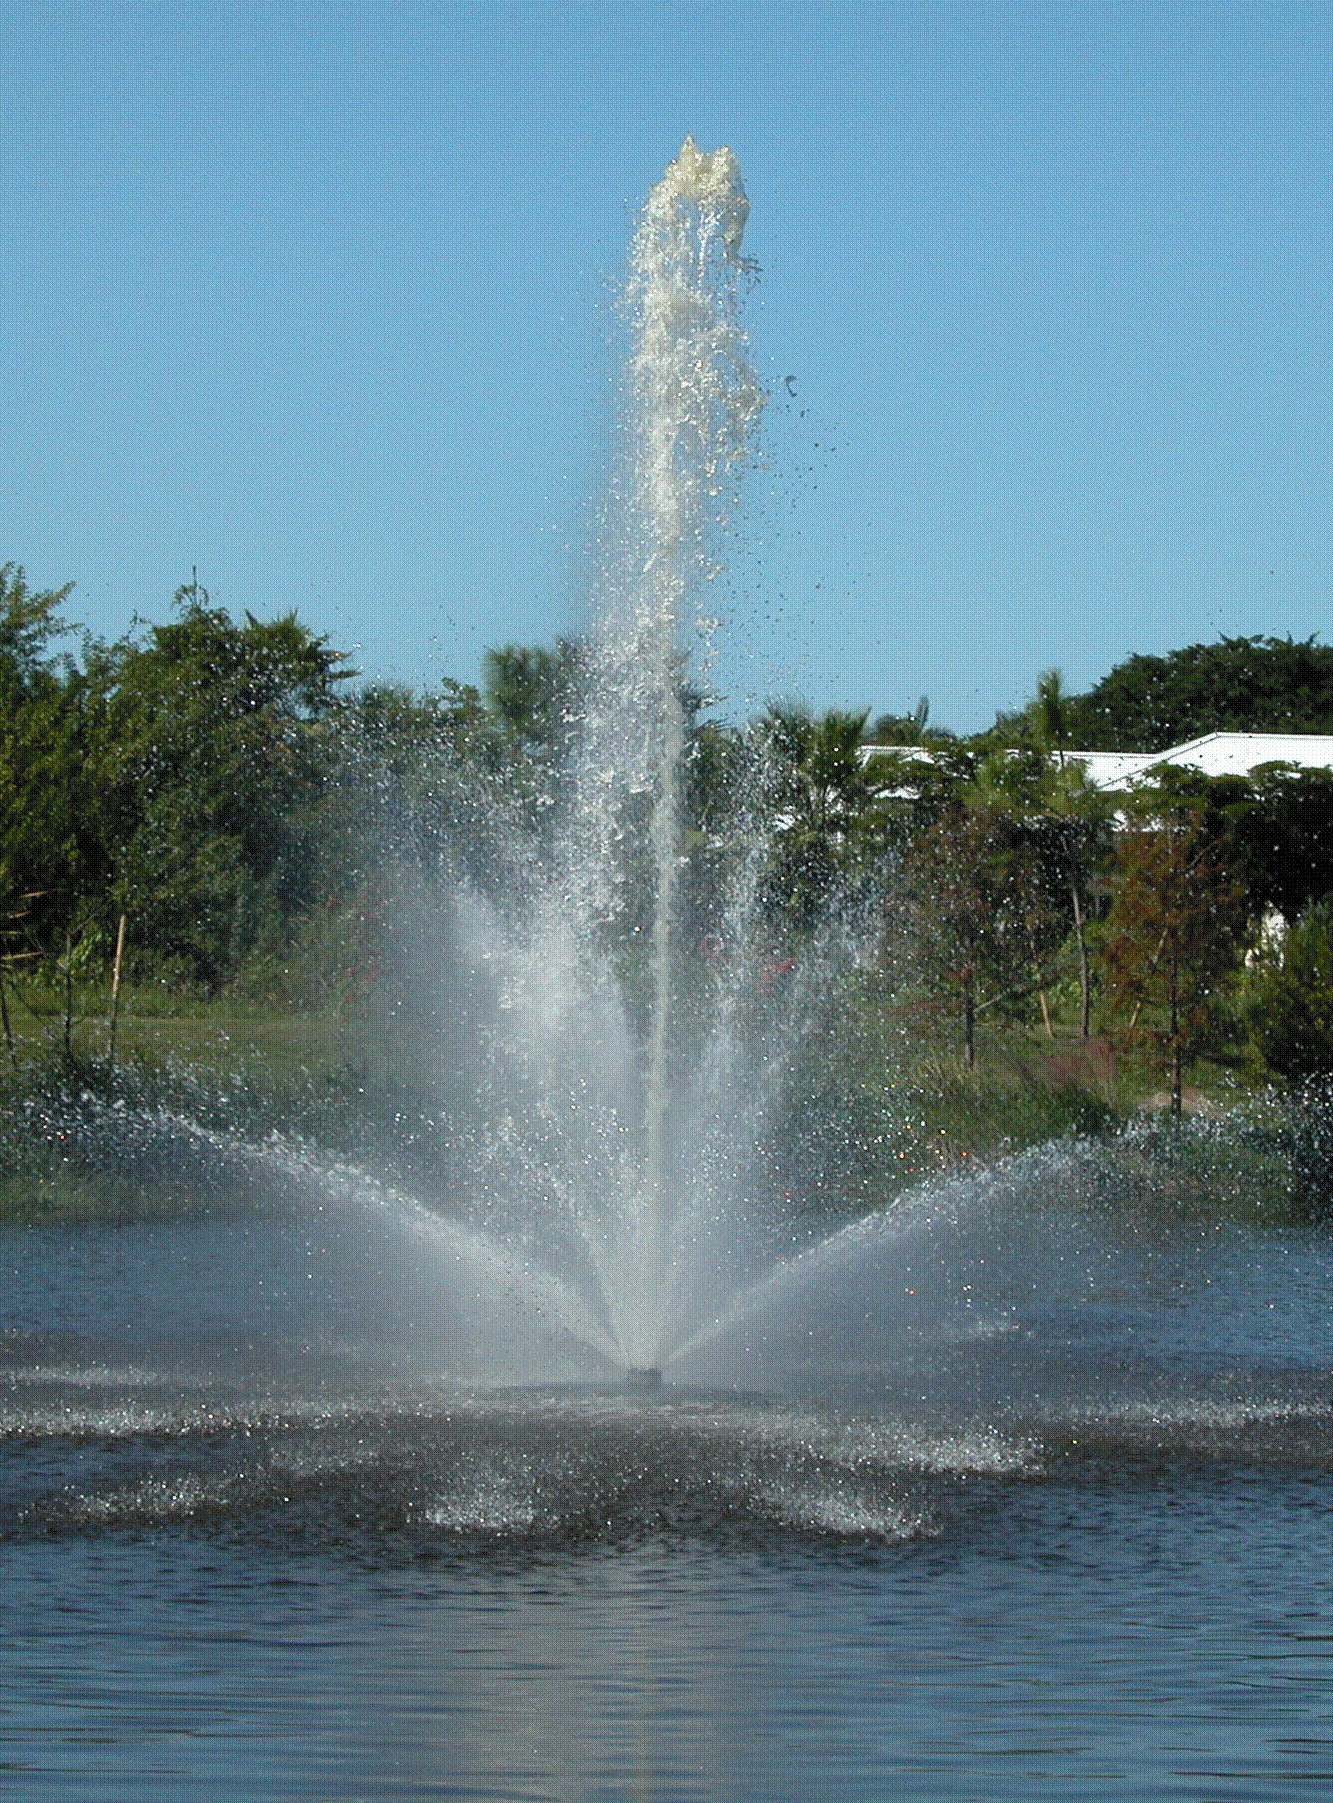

{"left": 62, "top": 959, "right": 74, "bottom": 1061}
{"left": 107, "top": 912, "right": 127, "bottom": 1064}
{"left": 0, "top": 973, "right": 13, "bottom": 1070}
{"left": 1071, "top": 881, "right": 1092, "bottom": 1038}
{"left": 1038, "top": 985, "right": 1054, "bottom": 1038}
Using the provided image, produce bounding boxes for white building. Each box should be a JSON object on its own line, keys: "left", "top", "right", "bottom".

{"left": 1067, "top": 732, "right": 1333, "bottom": 793}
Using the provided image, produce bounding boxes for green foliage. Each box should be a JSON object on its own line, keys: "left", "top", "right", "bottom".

{"left": 678, "top": 718, "right": 754, "bottom": 940}
{"left": 868, "top": 695, "right": 950, "bottom": 746}
{"left": 1217, "top": 764, "right": 1333, "bottom": 923}
{"left": 1247, "top": 903, "right": 1333, "bottom": 1081}
{"left": 863, "top": 737, "right": 980, "bottom": 845}
{"left": 0, "top": 563, "right": 74, "bottom": 692}
{"left": 966, "top": 704, "right": 1113, "bottom": 1039}
{"left": 767, "top": 970, "right": 1126, "bottom": 1228}
{"left": 902, "top": 800, "right": 1065, "bottom": 1064}
{"left": 757, "top": 705, "right": 888, "bottom": 926}
{"left": 482, "top": 639, "right": 584, "bottom": 763}
{"left": 324, "top": 678, "right": 517, "bottom": 898}
{"left": 1101, "top": 787, "right": 1247, "bottom": 1110}
{"left": 3, "top": 553, "right": 1332, "bottom": 1173}
{"left": 1060, "top": 634, "right": 1333, "bottom": 752}
{"left": 0, "top": 567, "right": 115, "bottom": 954}
{"left": 103, "top": 582, "right": 352, "bottom": 988}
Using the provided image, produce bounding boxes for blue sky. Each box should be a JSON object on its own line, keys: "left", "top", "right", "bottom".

{"left": 2, "top": 1, "right": 1328, "bottom": 731}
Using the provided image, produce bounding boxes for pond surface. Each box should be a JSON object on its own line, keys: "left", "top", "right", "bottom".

{"left": 2, "top": 1194, "right": 1330, "bottom": 1802}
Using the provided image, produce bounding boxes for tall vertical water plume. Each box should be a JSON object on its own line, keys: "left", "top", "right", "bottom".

{"left": 481, "top": 137, "right": 764, "bottom": 1378}
{"left": 603, "top": 136, "right": 764, "bottom": 1368}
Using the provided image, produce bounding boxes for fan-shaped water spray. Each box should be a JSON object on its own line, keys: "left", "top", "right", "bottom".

{"left": 6, "top": 135, "right": 1331, "bottom": 1803}
{"left": 11, "top": 139, "right": 1329, "bottom": 1505}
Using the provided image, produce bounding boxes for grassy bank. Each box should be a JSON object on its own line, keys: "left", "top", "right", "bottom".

{"left": 773, "top": 970, "right": 1321, "bottom": 1230}
{"left": 0, "top": 979, "right": 1323, "bottom": 1228}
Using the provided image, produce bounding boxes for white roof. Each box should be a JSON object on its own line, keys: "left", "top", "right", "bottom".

{"left": 856, "top": 731, "right": 1333, "bottom": 796}
{"left": 859, "top": 744, "right": 935, "bottom": 767}
{"left": 1066, "top": 749, "right": 1161, "bottom": 788}
{"left": 858, "top": 742, "right": 936, "bottom": 798}
{"left": 1069, "top": 732, "right": 1333, "bottom": 791}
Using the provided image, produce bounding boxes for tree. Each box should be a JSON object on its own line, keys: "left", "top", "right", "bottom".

{"left": 327, "top": 676, "right": 523, "bottom": 903}
{"left": 482, "top": 640, "right": 585, "bottom": 763}
{"left": 103, "top": 581, "right": 352, "bottom": 989}
{"left": 869, "top": 695, "right": 954, "bottom": 746}
{"left": 678, "top": 717, "right": 753, "bottom": 943}
{"left": 1216, "top": 764, "right": 1333, "bottom": 925}
{"left": 1100, "top": 785, "right": 1245, "bottom": 1113}
{"left": 0, "top": 567, "right": 115, "bottom": 957}
{"left": 983, "top": 670, "right": 1112, "bottom": 1036}
{"left": 1246, "top": 902, "right": 1333, "bottom": 1081}
{"left": 0, "top": 564, "right": 74, "bottom": 692}
{"left": 1058, "top": 634, "right": 1333, "bottom": 753}
{"left": 757, "top": 706, "right": 889, "bottom": 928}
{"left": 902, "top": 800, "right": 1062, "bottom": 1066}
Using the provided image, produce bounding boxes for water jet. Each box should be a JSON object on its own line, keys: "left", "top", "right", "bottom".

{"left": 4, "top": 127, "right": 1331, "bottom": 1803}
{"left": 396, "top": 133, "right": 773, "bottom": 1381}
{"left": 14, "top": 139, "right": 1328, "bottom": 1499}
{"left": 623, "top": 1365, "right": 664, "bottom": 1393}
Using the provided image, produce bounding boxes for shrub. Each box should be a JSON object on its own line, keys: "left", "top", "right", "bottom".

{"left": 1247, "top": 901, "right": 1333, "bottom": 1080}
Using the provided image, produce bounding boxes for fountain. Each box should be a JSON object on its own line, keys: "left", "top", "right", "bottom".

{"left": 6, "top": 139, "right": 1331, "bottom": 1803}
{"left": 7, "top": 140, "right": 1329, "bottom": 1561}
{"left": 413, "top": 135, "right": 777, "bottom": 1384}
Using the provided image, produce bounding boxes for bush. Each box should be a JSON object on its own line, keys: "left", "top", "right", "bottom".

{"left": 1247, "top": 902, "right": 1333, "bottom": 1080}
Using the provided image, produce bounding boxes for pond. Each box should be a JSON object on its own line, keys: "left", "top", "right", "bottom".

{"left": 2, "top": 1194, "right": 1329, "bottom": 1802}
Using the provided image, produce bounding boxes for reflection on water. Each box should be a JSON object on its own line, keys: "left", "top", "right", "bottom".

{"left": 3, "top": 1481, "right": 1330, "bottom": 1803}
{"left": 1, "top": 1202, "right": 1331, "bottom": 1800}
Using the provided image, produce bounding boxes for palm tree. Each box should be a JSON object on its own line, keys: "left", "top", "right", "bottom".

{"left": 1030, "top": 670, "right": 1104, "bottom": 1038}
{"left": 760, "top": 705, "right": 888, "bottom": 927}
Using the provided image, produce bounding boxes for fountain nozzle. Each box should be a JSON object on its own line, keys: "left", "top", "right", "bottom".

{"left": 624, "top": 1366, "right": 663, "bottom": 1393}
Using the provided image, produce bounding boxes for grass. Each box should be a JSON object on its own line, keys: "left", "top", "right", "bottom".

{"left": 0, "top": 973, "right": 1321, "bottom": 1229}
{"left": 0, "top": 978, "right": 359, "bottom": 1224}
{"left": 767, "top": 968, "right": 1318, "bottom": 1230}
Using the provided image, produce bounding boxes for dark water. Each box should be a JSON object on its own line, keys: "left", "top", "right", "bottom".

{"left": 2, "top": 1164, "right": 1330, "bottom": 1802}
